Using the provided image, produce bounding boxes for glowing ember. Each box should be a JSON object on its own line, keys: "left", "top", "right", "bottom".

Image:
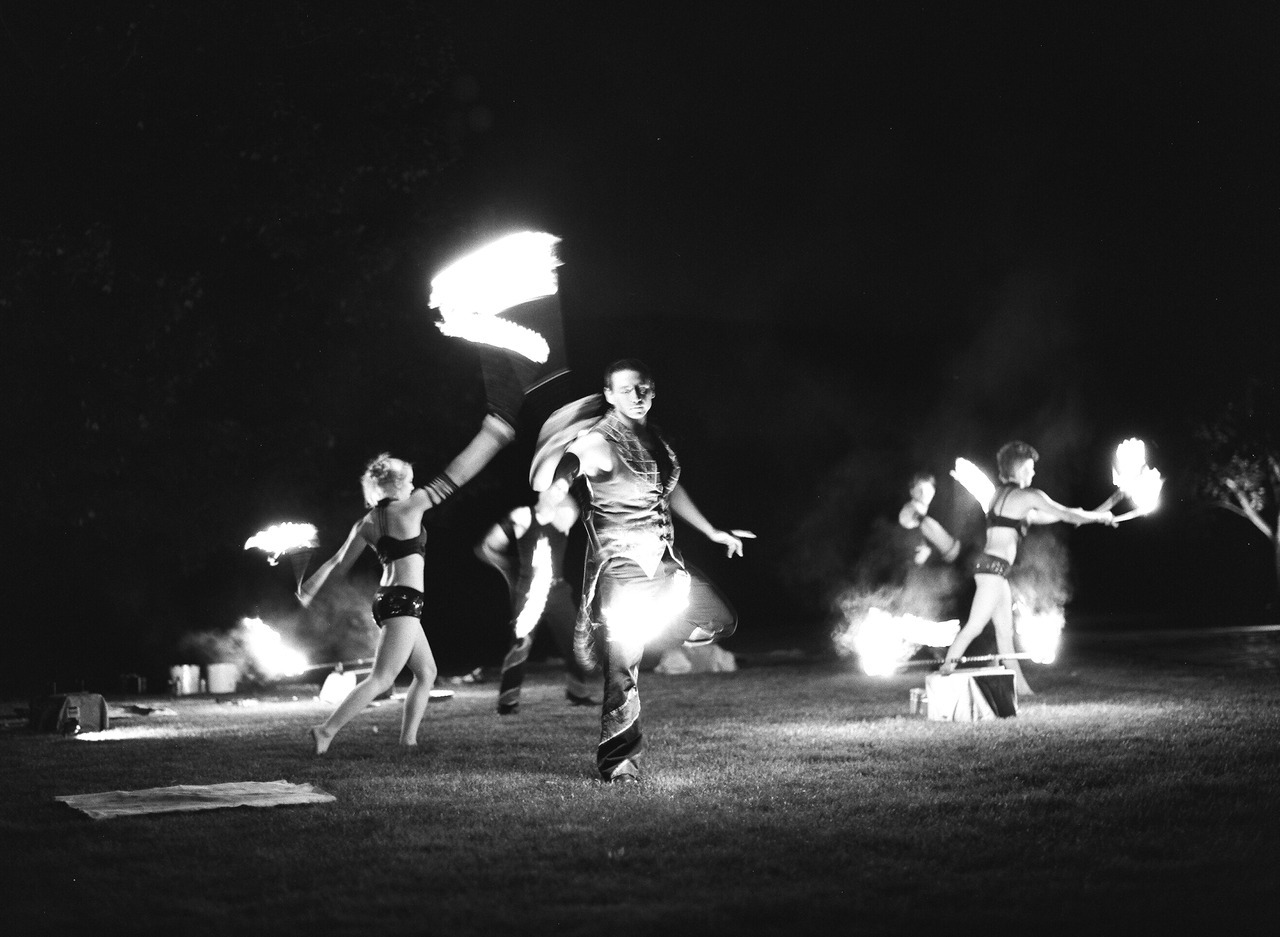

{"left": 244, "top": 523, "right": 318, "bottom": 566}
{"left": 428, "top": 231, "right": 560, "bottom": 362}
{"left": 1014, "top": 605, "right": 1064, "bottom": 664}
{"left": 951, "top": 458, "right": 995, "bottom": 512}
{"left": 604, "top": 569, "right": 691, "bottom": 649}
{"left": 840, "top": 607, "right": 960, "bottom": 676}
{"left": 513, "top": 537, "right": 553, "bottom": 639}
{"left": 240, "top": 617, "right": 309, "bottom": 677}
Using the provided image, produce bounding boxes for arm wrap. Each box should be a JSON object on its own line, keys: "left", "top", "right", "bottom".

{"left": 423, "top": 472, "right": 460, "bottom": 505}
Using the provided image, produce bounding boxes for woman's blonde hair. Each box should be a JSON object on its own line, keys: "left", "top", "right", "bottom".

{"left": 360, "top": 452, "right": 413, "bottom": 507}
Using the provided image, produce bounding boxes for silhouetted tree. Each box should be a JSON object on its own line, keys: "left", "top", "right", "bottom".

{"left": 1197, "top": 378, "right": 1280, "bottom": 599}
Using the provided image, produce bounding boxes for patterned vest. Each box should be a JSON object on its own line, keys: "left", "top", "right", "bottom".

{"left": 583, "top": 410, "right": 682, "bottom": 577}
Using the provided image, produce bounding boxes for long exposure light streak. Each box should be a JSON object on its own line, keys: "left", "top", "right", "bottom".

{"left": 428, "top": 231, "right": 560, "bottom": 362}
{"left": 512, "top": 537, "right": 553, "bottom": 639}
{"left": 951, "top": 458, "right": 996, "bottom": 512}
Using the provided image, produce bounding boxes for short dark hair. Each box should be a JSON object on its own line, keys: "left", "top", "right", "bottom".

{"left": 909, "top": 471, "right": 936, "bottom": 490}
{"left": 996, "top": 441, "right": 1039, "bottom": 482}
{"left": 603, "top": 358, "right": 653, "bottom": 388}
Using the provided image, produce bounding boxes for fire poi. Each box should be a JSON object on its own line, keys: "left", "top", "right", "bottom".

{"left": 244, "top": 522, "right": 319, "bottom": 587}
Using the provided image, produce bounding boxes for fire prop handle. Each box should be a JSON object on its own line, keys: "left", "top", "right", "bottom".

{"left": 897, "top": 653, "right": 1038, "bottom": 670}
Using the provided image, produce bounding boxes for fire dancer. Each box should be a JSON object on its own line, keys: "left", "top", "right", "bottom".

{"left": 476, "top": 485, "right": 594, "bottom": 714}
{"left": 298, "top": 454, "right": 446, "bottom": 754}
{"left": 898, "top": 472, "right": 961, "bottom": 567}
{"left": 940, "top": 441, "right": 1117, "bottom": 694}
{"left": 546, "top": 359, "right": 750, "bottom": 784}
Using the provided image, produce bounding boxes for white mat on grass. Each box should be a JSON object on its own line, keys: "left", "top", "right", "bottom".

{"left": 56, "top": 780, "right": 336, "bottom": 820}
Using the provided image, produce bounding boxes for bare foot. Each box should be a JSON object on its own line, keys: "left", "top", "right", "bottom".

{"left": 310, "top": 725, "right": 334, "bottom": 755}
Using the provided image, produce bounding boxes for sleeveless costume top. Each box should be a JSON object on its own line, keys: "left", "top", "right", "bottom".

{"left": 987, "top": 484, "right": 1031, "bottom": 541}
{"left": 372, "top": 500, "right": 428, "bottom": 567}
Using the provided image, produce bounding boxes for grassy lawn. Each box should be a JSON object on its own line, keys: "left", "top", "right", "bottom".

{"left": 4, "top": 635, "right": 1279, "bottom": 936}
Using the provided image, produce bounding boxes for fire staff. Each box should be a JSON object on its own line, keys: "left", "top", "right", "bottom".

{"left": 940, "top": 441, "right": 1117, "bottom": 694}
{"left": 546, "top": 359, "right": 750, "bottom": 784}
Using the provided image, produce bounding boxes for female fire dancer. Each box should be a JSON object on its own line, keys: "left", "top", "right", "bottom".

{"left": 298, "top": 452, "right": 463, "bottom": 754}
{"left": 545, "top": 359, "right": 750, "bottom": 783}
{"left": 939, "top": 441, "right": 1116, "bottom": 695}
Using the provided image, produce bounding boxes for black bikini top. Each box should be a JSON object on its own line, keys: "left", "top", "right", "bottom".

{"left": 987, "top": 484, "right": 1030, "bottom": 539}
{"left": 373, "top": 501, "right": 427, "bottom": 564}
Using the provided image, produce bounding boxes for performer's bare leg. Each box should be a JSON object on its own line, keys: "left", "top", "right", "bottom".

{"left": 941, "top": 576, "right": 1004, "bottom": 675}
{"left": 311, "top": 617, "right": 420, "bottom": 754}
{"left": 399, "top": 626, "right": 438, "bottom": 746}
{"left": 990, "top": 594, "right": 1033, "bottom": 696}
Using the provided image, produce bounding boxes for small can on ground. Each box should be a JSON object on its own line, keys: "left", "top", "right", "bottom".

{"left": 908, "top": 687, "right": 926, "bottom": 715}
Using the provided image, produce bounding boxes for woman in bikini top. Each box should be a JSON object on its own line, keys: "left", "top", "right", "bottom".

{"left": 942, "top": 441, "right": 1117, "bottom": 694}
{"left": 297, "top": 453, "right": 442, "bottom": 754}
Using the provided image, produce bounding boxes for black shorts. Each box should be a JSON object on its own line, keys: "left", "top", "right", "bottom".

{"left": 372, "top": 585, "right": 425, "bottom": 624}
{"left": 973, "top": 553, "right": 1012, "bottom": 578}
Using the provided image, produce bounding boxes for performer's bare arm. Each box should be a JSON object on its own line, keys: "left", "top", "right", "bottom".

{"left": 919, "top": 516, "right": 961, "bottom": 561}
{"left": 670, "top": 485, "right": 746, "bottom": 558}
{"left": 1025, "top": 490, "right": 1117, "bottom": 527}
{"left": 420, "top": 413, "right": 519, "bottom": 506}
{"left": 297, "top": 520, "right": 369, "bottom": 606}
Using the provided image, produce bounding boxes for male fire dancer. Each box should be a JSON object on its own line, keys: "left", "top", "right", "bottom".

{"left": 898, "top": 471, "right": 961, "bottom": 568}
{"left": 545, "top": 359, "right": 750, "bottom": 784}
{"left": 476, "top": 485, "right": 594, "bottom": 714}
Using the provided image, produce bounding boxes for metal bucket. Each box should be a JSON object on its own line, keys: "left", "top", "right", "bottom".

{"left": 206, "top": 663, "right": 240, "bottom": 694}
{"left": 169, "top": 664, "right": 201, "bottom": 695}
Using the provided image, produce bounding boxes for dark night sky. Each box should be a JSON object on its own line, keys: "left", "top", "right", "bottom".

{"left": 3, "top": 3, "right": 1278, "bottom": 694}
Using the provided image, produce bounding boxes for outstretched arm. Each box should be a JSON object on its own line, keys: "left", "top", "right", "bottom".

{"left": 919, "top": 516, "right": 961, "bottom": 562}
{"left": 297, "top": 520, "right": 369, "bottom": 606}
{"left": 421, "top": 412, "right": 519, "bottom": 505}
{"left": 670, "top": 485, "right": 746, "bottom": 557}
{"left": 1026, "top": 490, "right": 1117, "bottom": 527}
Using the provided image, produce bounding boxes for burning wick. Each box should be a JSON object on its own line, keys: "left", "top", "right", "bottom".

{"left": 840, "top": 607, "right": 960, "bottom": 677}
{"left": 240, "top": 617, "right": 309, "bottom": 677}
{"left": 604, "top": 569, "right": 691, "bottom": 650}
{"left": 428, "top": 231, "right": 561, "bottom": 363}
{"left": 244, "top": 523, "right": 319, "bottom": 566}
{"left": 512, "top": 538, "right": 553, "bottom": 640}
{"left": 951, "top": 458, "right": 995, "bottom": 512}
{"left": 1112, "top": 463, "right": 1164, "bottom": 521}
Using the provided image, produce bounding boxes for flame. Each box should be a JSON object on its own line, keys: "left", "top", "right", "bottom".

{"left": 240, "top": 617, "right": 309, "bottom": 677}
{"left": 603, "top": 569, "right": 691, "bottom": 650}
{"left": 1127, "top": 465, "right": 1164, "bottom": 515}
{"left": 951, "top": 458, "right": 995, "bottom": 512}
{"left": 513, "top": 537, "right": 554, "bottom": 639}
{"left": 244, "top": 523, "right": 318, "bottom": 566}
{"left": 1112, "top": 438, "right": 1148, "bottom": 491}
{"left": 838, "top": 607, "right": 960, "bottom": 676}
{"left": 436, "top": 312, "right": 550, "bottom": 363}
{"left": 428, "top": 231, "right": 560, "bottom": 362}
{"left": 1014, "top": 605, "right": 1064, "bottom": 664}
